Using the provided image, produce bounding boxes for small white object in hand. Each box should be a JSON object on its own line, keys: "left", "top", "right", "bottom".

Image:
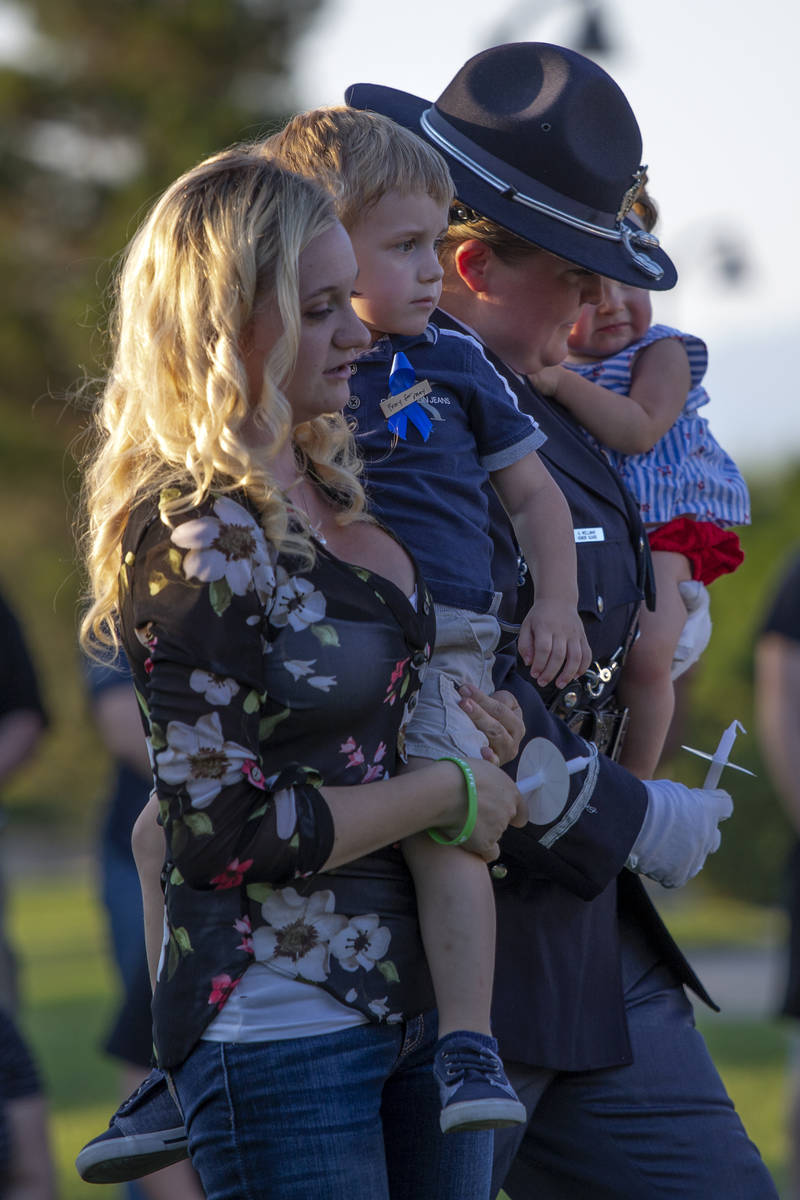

{"left": 681, "top": 719, "right": 755, "bottom": 788}
{"left": 516, "top": 738, "right": 593, "bottom": 823}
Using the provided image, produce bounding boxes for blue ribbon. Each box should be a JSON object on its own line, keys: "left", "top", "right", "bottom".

{"left": 387, "top": 352, "right": 432, "bottom": 442}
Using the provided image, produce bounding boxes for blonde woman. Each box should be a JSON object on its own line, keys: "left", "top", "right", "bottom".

{"left": 78, "top": 149, "right": 526, "bottom": 1200}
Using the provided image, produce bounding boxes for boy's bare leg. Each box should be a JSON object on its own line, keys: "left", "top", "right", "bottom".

{"left": 618, "top": 550, "right": 692, "bottom": 779}
{"left": 132, "top": 795, "right": 168, "bottom": 992}
{"left": 402, "top": 756, "right": 494, "bottom": 1037}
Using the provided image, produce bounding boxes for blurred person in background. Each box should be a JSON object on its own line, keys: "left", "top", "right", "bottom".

{"left": 0, "top": 586, "right": 57, "bottom": 1199}
{"left": 0, "top": 589, "right": 48, "bottom": 1013}
{"left": 84, "top": 652, "right": 203, "bottom": 1199}
{"left": 755, "top": 550, "right": 800, "bottom": 1200}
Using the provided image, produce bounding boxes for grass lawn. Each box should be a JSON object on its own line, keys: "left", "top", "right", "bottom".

{"left": 8, "top": 863, "right": 120, "bottom": 1200}
{"left": 696, "top": 1014, "right": 790, "bottom": 1193}
{"left": 6, "top": 860, "right": 793, "bottom": 1198}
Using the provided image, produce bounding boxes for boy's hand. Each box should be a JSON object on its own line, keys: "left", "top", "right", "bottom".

{"left": 517, "top": 599, "right": 591, "bottom": 689}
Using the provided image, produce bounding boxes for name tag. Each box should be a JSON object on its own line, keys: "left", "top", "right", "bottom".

{"left": 380, "top": 379, "right": 432, "bottom": 419}
{"left": 574, "top": 527, "right": 605, "bottom": 543}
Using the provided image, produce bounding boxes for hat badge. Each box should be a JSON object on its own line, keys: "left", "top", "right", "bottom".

{"left": 616, "top": 165, "right": 648, "bottom": 224}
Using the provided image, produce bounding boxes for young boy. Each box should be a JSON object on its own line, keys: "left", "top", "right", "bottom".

{"left": 271, "top": 107, "right": 590, "bottom": 1134}
{"left": 77, "top": 109, "right": 590, "bottom": 1180}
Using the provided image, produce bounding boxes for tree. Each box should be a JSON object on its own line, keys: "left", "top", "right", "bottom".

{"left": 660, "top": 466, "right": 800, "bottom": 904}
{"left": 0, "top": 0, "right": 323, "bottom": 405}
{"left": 0, "top": 0, "right": 323, "bottom": 831}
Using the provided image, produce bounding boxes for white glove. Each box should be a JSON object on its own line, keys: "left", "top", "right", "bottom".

{"left": 671, "top": 580, "right": 712, "bottom": 680}
{"left": 626, "top": 779, "right": 733, "bottom": 888}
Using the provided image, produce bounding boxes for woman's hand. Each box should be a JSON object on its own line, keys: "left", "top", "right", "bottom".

{"left": 435, "top": 756, "right": 527, "bottom": 863}
{"left": 459, "top": 684, "right": 524, "bottom": 766}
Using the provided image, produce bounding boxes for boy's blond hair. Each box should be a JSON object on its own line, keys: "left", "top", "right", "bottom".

{"left": 268, "top": 106, "right": 454, "bottom": 229}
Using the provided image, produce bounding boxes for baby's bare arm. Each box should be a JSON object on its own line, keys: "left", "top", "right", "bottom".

{"left": 531, "top": 338, "right": 691, "bottom": 454}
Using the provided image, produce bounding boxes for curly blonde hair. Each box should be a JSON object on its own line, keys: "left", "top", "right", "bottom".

{"left": 79, "top": 146, "right": 367, "bottom": 654}
{"left": 267, "top": 106, "right": 454, "bottom": 230}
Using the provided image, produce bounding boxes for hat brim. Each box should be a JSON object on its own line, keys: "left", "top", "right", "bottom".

{"left": 345, "top": 82, "right": 677, "bottom": 292}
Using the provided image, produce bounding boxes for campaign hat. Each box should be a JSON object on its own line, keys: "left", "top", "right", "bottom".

{"left": 346, "top": 42, "right": 676, "bottom": 289}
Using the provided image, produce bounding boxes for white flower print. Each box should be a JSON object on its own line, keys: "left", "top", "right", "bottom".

{"left": 307, "top": 675, "right": 336, "bottom": 692}
{"left": 156, "top": 711, "right": 253, "bottom": 808}
{"left": 189, "top": 670, "right": 240, "bottom": 706}
{"left": 252, "top": 888, "right": 347, "bottom": 982}
{"left": 155, "top": 910, "right": 169, "bottom": 984}
{"left": 269, "top": 573, "right": 326, "bottom": 631}
{"left": 273, "top": 787, "right": 298, "bottom": 841}
{"left": 366, "top": 997, "right": 402, "bottom": 1023}
{"left": 330, "top": 914, "right": 391, "bottom": 973}
{"left": 284, "top": 660, "right": 316, "bottom": 680}
{"left": 171, "top": 496, "right": 276, "bottom": 603}
{"left": 284, "top": 659, "right": 336, "bottom": 692}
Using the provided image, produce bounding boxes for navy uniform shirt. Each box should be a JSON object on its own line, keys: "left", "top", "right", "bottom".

{"left": 348, "top": 323, "right": 544, "bottom": 613}
{"left": 433, "top": 308, "right": 713, "bottom": 1071}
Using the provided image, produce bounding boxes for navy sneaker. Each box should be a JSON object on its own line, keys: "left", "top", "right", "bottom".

{"left": 75, "top": 1067, "right": 189, "bottom": 1183}
{"left": 433, "top": 1032, "right": 527, "bottom": 1134}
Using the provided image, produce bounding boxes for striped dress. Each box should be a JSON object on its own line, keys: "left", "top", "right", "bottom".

{"left": 565, "top": 323, "right": 750, "bottom": 528}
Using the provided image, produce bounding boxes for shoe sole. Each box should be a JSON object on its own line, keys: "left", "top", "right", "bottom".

{"left": 440, "top": 1098, "right": 527, "bottom": 1134}
{"left": 75, "top": 1129, "right": 189, "bottom": 1183}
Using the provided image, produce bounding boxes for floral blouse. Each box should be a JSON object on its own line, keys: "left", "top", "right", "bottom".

{"left": 118, "top": 491, "right": 435, "bottom": 1068}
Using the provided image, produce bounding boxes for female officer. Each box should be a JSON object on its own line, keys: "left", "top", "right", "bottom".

{"left": 347, "top": 41, "right": 778, "bottom": 1200}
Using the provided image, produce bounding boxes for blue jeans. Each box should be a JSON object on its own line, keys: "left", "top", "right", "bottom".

{"left": 171, "top": 1010, "right": 492, "bottom": 1200}
{"left": 492, "top": 931, "right": 778, "bottom": 1199}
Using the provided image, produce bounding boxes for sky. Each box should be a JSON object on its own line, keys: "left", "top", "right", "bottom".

{"left": 291, "top": 0, "right": 800, "bottom": 470}
{"left": 1, "top": 0, "right": 796, "bottom": 469}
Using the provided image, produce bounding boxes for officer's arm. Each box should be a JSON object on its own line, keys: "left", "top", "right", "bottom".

{"left": 493, "top": 648, "right": 647, "bottom": 901}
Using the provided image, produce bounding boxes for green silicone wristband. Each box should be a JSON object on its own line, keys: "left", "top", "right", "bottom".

{"left": 427, "top": 756, "right": 478, "bottom": 846}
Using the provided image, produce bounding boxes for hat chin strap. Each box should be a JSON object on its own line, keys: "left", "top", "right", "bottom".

{"left": 419, "top": 109, "right": 663, "bottom": 281}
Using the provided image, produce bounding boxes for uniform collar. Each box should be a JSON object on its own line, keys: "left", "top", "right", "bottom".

{"left": 356, "top": 324, "right": 438, "bottom": 364}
